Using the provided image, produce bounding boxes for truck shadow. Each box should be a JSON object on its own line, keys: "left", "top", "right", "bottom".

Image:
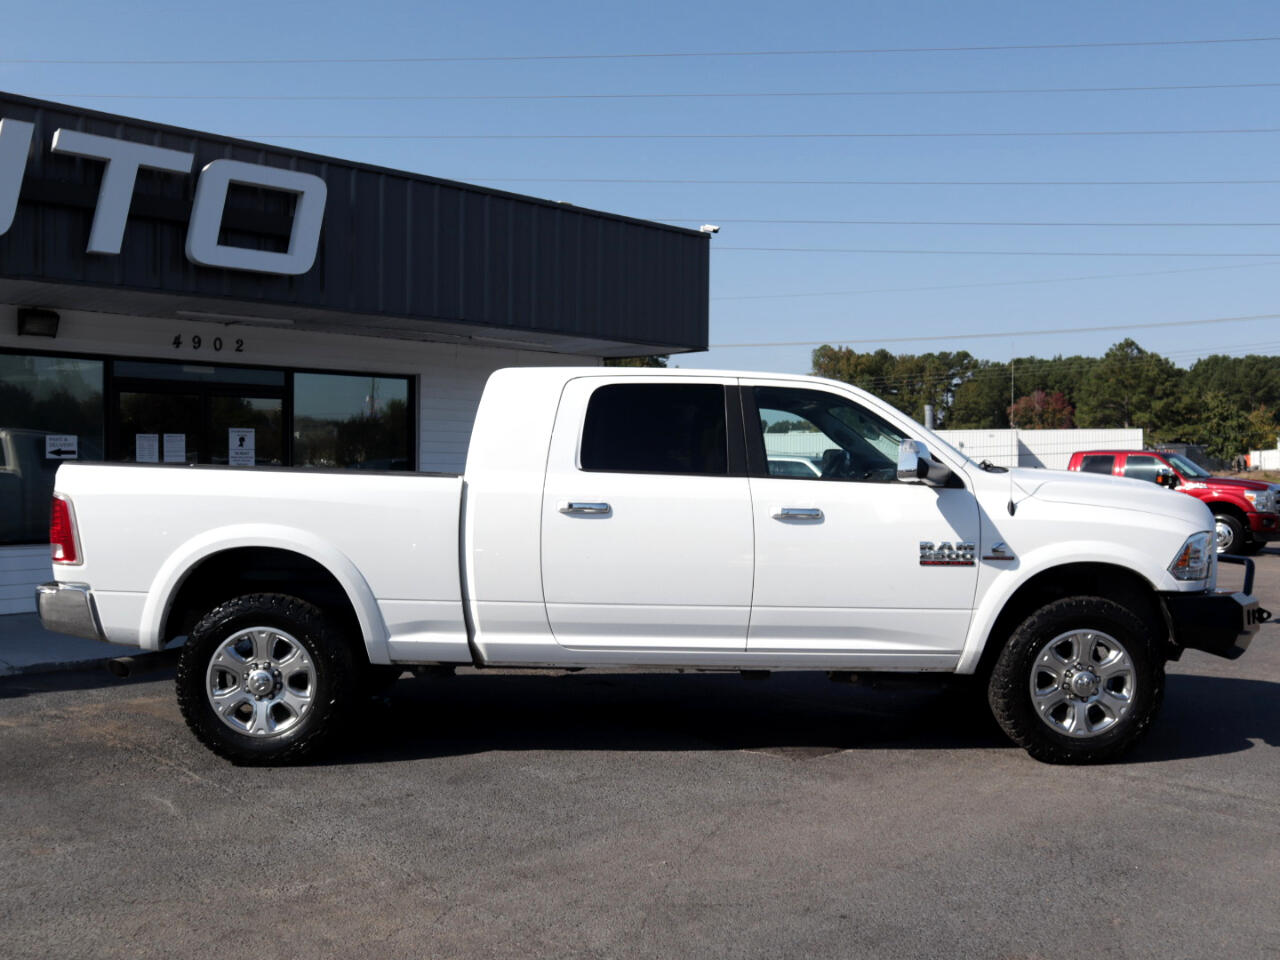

{"left": 323, "top": 669, "right": 1280, "bottom": 766}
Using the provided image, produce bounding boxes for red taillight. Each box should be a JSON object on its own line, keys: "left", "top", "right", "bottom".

{"left": 50, "top": 495, "right": 79, "bottom": 564}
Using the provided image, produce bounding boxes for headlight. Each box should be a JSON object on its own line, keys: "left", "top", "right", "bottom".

{"left": 1169, "top": 532, "right": 1213, "bottom": 581}
{"left": 1244, "top": 490, "right": 1275, "bottom": 512}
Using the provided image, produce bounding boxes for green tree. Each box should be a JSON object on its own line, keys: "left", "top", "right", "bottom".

{"left": 604, "top": 355, "right": 668, "bottom": 368}
{"left": 811, "top": 346, "right": 978, "bottom": 426}
{"left": 1186, "top": 354, "right": 1280, "bottom": 413}
{"left": 1245, "top": 405, "right": 1278, "bottom": 452}
{"left": 1194, "top": 391, "right": 1254, "bottom": 461}
{"left": 1075, "top": 339, "right": 1188, "bottom": 440}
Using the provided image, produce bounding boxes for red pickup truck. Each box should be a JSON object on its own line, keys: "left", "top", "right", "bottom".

{"left": 1067, "top": 449, "right": 1279, "bottom": 554}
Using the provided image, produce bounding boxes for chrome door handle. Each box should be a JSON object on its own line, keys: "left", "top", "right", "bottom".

{"left": 773, "top": 507, "right": 823, "bottom": 521}
{"left": 560, "top": 501, "right": 612, "bottom": 516}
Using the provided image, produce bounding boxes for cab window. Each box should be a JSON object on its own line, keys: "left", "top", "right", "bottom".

{"left": 580, "top": 383, "right": 728, "bottom": 476}
{"left": 753, "top": 386, "right": 906, "bottom": 482}
{"left": 1123, "top": 455, "right": 1165, "bottom": 484}
{"left": 1079, "top": 454, "right": 1115, "bottom": 475}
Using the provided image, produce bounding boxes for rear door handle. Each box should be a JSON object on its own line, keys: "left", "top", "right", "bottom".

{"left": 773, "top": 507, "right": 823, "bottom": 521}
{"left": 560, "top": 501, "right": 612, "bottom": 516}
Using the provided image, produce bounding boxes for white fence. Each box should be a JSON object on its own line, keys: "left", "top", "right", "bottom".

{"left": 1250, "top": 448, "right": 1280, "bottom": 470}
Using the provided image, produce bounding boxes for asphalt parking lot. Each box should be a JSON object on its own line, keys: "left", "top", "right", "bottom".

{"left": 3, "top": 561, "right": 1279, "bottom": 960}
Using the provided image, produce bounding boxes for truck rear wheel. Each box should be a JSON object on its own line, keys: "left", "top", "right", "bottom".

{"left": 176, "top": 593, "right": 355, "bottom": 764}
{"left": 987, "top": 596, "right": 1164, "bottom": 764}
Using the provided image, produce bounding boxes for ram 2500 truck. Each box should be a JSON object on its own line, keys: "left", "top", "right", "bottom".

{"left": 37, "top": 368, "right": 1266, "bottom": 765}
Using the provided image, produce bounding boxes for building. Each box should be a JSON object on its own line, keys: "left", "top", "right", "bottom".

{"left": 0, "top": 93, "right": 709, "bottom": 614}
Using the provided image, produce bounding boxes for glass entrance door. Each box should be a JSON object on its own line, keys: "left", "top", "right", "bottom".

{"left": 108, "top": 360, "right": 287, "bottom": 467}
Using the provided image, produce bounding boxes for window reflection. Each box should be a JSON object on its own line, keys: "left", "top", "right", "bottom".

{"left": 293, "top": 373, "right": 410, "bottom": 470}
{"left": 0, "top": 355, "right": 104, "bottom": 544}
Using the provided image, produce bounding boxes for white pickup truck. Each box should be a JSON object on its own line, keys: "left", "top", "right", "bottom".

{"left": 37, "top": 367, "right": 1266, "bottom": 764}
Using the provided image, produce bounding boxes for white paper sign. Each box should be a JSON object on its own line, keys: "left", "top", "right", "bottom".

{"left": 228, "top": 428, "right": 255, "bottom": 466}
{"left": 45, "top": 434, "right": 78, "bottom": 459}
{"left": 163, "top": 433, "right": 186, "bottom": 463}
{"left": 135, "top": 434, "right": 159, "bottom": 463}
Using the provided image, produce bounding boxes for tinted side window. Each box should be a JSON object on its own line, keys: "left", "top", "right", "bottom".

{"left": 1123, "top": 455, "right": 1164, "bottom": 483}
{"left": 1079, "top": 455, "right": 1115, "bottom": 475}
{"left": 580, "top": 383, "right": 727, "bottom": 476}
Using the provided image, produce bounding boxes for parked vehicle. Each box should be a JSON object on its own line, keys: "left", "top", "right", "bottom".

{"left": 767, "top": 455, "right": 822, "bottom": 478}
{"left": 1067, "top": 449, "right": 1279, "bottom": 555}
{"left": 38, "top": 368, "right": 1266, "bottom": 765}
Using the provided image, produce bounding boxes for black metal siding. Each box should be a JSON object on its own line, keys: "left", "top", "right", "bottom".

{"left": 0, "top": 93, "right": 708, "bottom": 351}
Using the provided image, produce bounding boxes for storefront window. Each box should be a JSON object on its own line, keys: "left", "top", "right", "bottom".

{"left": 0, "top": 354, "right": 104, "bottom": 544}
{"left": 294, "top": 373, "right": 411, "bottom": 470}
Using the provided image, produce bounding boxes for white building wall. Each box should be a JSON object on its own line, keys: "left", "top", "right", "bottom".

{"left": 936, "top": 428, "right": 1144, "bottom": 471}
{"left": 0, "top": 306, "right": 598, "bottom": 612}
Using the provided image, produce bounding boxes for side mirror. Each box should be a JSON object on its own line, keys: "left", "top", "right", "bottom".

{"left": 1156, "top": 469, "right": 1179, "bottom": 489}
{"left": 897, "top": 439, "right": 952, "bottom": 487}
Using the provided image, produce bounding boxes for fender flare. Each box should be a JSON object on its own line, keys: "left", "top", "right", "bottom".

{"left": 956, "top": 540, "right": 1166, "bottom": 674}
{"left": 136, "top": 524, "right": 391, "bottom": 663}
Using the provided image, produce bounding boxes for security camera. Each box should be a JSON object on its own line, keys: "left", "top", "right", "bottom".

{"left": 699, "top": 224, "right": 720, "bottom": 234}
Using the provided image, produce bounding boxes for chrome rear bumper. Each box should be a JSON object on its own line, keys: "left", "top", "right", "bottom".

{"left": 36, "top": 582, "right": 106, "bottom": 642}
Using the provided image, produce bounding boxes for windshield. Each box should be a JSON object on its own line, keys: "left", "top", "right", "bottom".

{"left": 1164, "top": 452, "right": 1211, "bottom": 478}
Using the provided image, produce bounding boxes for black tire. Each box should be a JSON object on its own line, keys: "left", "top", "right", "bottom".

{"left": 1214, "top": 513, "right": 1244, "bottom": 555}
{"left": 176, "top": 593, "right": 355, "bottom": 764}
{"left": 987, "top": 596, "right": 1164, "bottom": 764}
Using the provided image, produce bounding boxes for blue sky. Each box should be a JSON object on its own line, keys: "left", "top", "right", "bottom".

{"left": 4, "top": 0, "right": 1280, "bottom": 374}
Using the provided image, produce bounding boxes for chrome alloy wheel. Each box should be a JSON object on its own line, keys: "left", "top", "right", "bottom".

{"left": 1214, "top": 518, "right": 1236, "bottom": 553}
{"left": 205, "top": 627, "right": 316, "bottom": 738}
{"left": 1028, "top": 629, "right": 1135, "bottom": 739}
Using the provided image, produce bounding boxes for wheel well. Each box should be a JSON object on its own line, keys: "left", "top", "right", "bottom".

{"left": 976, "top": 563, "right": 1169, "bottom": 680}
{"left": 1208, "top": 502, "right": 1247, "bottom": 526}
{"left": 162, "top": 548, "right": 366, "bottom": 663}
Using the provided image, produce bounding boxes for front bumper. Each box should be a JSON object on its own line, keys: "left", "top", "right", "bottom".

{"left": 1246, "top": 511, "right": 1280, "bottom": 541}
{"left": 35, "top": 582, "right": 106, "bottom": 642}
{"left": 1161, "top": 557, "right": 1270, "bottom": 660}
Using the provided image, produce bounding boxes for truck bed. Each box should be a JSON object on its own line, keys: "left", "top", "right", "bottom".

{"left": 50, "top": 462, "right": 469, "bottom": 662}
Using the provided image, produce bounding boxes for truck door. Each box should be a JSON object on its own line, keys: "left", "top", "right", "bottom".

{"left": 540, "top": 377, "right": 754, "bottom": 651}
{"left": 743, "top": 382, "right": 980, "bottom": 661}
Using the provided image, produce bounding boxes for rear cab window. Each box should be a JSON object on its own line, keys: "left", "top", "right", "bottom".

{"left": 1078, "top": 454, "right": 1116, "bottom": 475}
{"left": 579, "top": 382, "right": 731, "bottom": 476}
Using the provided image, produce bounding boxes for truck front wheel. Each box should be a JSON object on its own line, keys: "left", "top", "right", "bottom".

{"left": 176, "top": 593, "right": 355, "bottom": 764}
{"left": 987, "top": 596, "right": 1164, "bottom": 764}
{"left": 1213, "top": 513, "right": 1244, "bottom": 554}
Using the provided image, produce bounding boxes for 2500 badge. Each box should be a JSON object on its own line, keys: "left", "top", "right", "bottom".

{"left": 919, "top": 541, "right": 976, "bottom": 566}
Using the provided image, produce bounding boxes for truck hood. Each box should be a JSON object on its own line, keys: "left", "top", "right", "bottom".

{"left": 1009, "top": 467, "right": 1211, "bottom": 526}
{"left": 1196, "top": 476, "right": 1269, "bottom": 491}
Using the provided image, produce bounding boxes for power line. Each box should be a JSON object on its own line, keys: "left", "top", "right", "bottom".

{"left": 668, "top": 218, "right": 1280, "bottom": 227}
{"left": 710, "top": 311, "right": 1280, "bottom": 348}
{"left": 33, "top": 80, "right": 1280, "bottom": 100}
{"left": 716, "top": 247, "right": 1280, "bottom": 257}
{"left": 709, "top": 261, "right": 1280, "bottom": 302}
{"left": 7, "top": 35, "right": 1278, "bottom": 64}
{"left": 241, "top": 127, "right": 1280, "bottom": 141}
{"left": 469, "top": 177, "right": 1280, "bottom": 186}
